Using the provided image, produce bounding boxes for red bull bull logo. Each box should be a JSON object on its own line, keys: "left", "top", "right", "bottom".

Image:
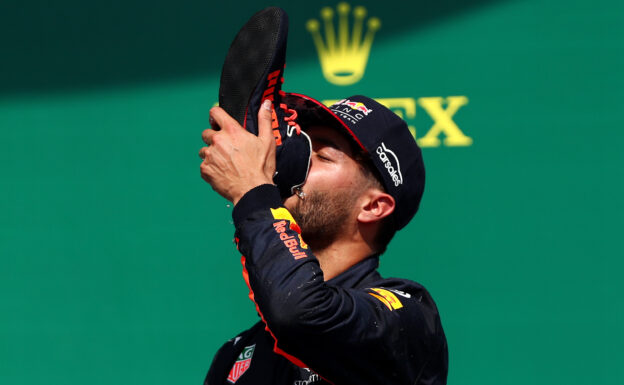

{"left": 336, "top": 99, "right": 373, "bottom": 116}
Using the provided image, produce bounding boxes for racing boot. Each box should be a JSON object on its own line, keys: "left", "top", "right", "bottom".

{"left": 219, "top": 7, "right": 311, "bottom": 198}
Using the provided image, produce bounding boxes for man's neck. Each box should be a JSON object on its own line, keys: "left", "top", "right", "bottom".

{"left": 312, "top": 237, "right": 376, "bottom": 281}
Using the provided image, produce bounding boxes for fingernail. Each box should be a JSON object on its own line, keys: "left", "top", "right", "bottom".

{"left": 262, "top": 99, "right": 272, "bottom": 111}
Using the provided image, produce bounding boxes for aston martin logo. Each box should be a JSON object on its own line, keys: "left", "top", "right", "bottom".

{"left": 306, "top": 2, "right": 380, "bottom": 86}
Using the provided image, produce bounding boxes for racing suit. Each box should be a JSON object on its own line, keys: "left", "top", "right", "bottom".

{"left": 204, "top": 184, "right": 448, "bottom": 384}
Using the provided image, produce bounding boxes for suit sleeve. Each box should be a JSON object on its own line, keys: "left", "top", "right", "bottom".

{"left": 232, "top": 184, "right": 446, "bottom": 384}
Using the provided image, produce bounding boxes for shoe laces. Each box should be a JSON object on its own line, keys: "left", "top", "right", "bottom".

{"left": 274, "top": 73, "right": 301, "bottom": 135}
{"left": 277, "top": 77, "right": 300, "bottom": 135}
{"left": 280, "top": 103, "right": 301, "bottom": 135}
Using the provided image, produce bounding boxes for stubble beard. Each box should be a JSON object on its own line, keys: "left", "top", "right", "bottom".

{"left": 289, "top": 189, "right": 357, "bottom": 252}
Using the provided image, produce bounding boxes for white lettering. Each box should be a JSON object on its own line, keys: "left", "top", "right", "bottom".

{"left": 376, "top": 142, "right": 403, "bottom": 186}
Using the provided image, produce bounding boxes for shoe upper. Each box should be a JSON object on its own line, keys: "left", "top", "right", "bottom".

{"left": 219, "top": 7, "right": 311, "bottom": 198}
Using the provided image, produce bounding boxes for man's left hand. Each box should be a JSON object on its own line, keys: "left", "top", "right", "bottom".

{"left": 199, "top": 100, "right": 276, "bottom": 205}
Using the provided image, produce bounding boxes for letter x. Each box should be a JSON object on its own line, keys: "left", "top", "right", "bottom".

{"left": 418, "top": 96, "right": 472, "bottom": 147}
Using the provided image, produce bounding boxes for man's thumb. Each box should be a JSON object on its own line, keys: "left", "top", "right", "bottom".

{"left": 258, "top": 99, "right": 274, "bottom": 142}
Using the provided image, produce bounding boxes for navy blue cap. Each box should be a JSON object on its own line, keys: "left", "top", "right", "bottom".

{"left": 284, "top": 93, "right": 425, "bottom": 230}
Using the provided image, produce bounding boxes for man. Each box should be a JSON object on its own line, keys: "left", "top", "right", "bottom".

{"left": 199, "top": 94, "right": 448, "bottom": 384}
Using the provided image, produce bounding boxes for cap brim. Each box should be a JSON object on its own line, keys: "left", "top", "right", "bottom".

{"left": 284, "top": 92, "right": 368, "bottom": 154}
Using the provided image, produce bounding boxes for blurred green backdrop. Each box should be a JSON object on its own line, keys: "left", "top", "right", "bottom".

{"left": 1, "top": 0, "right": 622, "bottom": 384}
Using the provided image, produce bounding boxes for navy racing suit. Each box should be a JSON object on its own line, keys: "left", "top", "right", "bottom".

{"left": 204, "top": 184, "right": 448, "bottom": 384}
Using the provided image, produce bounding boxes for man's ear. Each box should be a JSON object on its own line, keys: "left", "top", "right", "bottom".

{"left": 357, "top": 190, "right": 396, "bottom": 224}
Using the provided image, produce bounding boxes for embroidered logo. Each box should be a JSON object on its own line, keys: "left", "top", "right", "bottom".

{"left": 335, "top": 98, "right": 373, "bottom": 116}
{"left": 376, "top": 142, "right": 403, "bottom": 186}
{"left": 330, "top": 98, "right": 373, "bottom": 125}
{"left": 227, "top": 344, "right": 256, "bottom": 383}
{"left": 271, "top": 207, "right": 309, "bottom": 260}
{"left": 368, "top": 288, "right": 403, "bottom": 310}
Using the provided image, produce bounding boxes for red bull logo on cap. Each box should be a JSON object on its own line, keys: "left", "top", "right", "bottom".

{"left": 335, "top": 99, "right": 373, "bottom": 116}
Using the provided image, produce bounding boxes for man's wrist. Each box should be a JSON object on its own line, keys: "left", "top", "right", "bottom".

{"left": 232, "top": 184, "right": 282, "bottom": 225}
{"left": 231, "top": 177, "right": 274, "bottom": 206}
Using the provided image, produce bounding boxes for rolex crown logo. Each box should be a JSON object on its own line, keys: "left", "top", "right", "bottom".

{"left": 306, "top": 2, "right": 381, "bottom": 86}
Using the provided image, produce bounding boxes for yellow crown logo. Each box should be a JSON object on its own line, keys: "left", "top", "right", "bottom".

{"left": 306, "top": 3, "right": 381, "bottom": 86}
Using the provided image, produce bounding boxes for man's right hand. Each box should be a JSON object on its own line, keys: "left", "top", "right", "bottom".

{"left": 199, "top": 100, "right": 277, "bottom": 205}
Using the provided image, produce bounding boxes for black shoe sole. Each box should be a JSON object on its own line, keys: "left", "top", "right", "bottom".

{"left": 218, "top": 7, "right": 288, "bottom": 133}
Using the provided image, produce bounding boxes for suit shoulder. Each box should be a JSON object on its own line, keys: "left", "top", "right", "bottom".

{"left": 365, "top": 276, "right": 435, "bottom": 304}
{"left": 217, "top": 321, "right": 264, "bottom": 353}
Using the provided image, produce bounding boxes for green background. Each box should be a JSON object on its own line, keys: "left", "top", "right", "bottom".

{"left": 1, "top": 0, "right": 622, "bottom": 384}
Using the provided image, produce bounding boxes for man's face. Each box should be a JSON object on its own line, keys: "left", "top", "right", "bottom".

{"left": 284, "top": 125, "right": 368, "bottom": 250}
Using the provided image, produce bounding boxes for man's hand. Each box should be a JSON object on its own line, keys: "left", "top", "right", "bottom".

{"left": 199, "top": 100, "right": 276, "bottom": 205}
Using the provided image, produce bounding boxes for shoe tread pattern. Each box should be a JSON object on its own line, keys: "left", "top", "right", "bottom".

{"left": 219, "top": 7, "right": 283, "bottom": 129}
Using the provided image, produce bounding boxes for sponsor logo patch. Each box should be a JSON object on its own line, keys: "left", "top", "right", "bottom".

{"left": 330, "top": 98, "right": 373, "bottom": 125}
{"left": 376, "top": 142, "right": 403, "bottom": 186}
{"left": 338, "top": 99, "right": 373, "bottom": 116}
{"left": 271, "top": 208, "right": 309, "bottom": 260}
{"left": 368, "top": 288, "right": 404, "bottom": 310}
{"left": 270, "top": 208, "right": 303, "bottom": 234}
{"left": 294, "top": 368, "right": 321, "bottom": 385}
{"left": 227, "top": 344, "right": 256, "bottom": 383}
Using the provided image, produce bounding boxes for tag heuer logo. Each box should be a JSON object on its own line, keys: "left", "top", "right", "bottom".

{"left": 227, "top": 344, "right": 256, "bottom": 383}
